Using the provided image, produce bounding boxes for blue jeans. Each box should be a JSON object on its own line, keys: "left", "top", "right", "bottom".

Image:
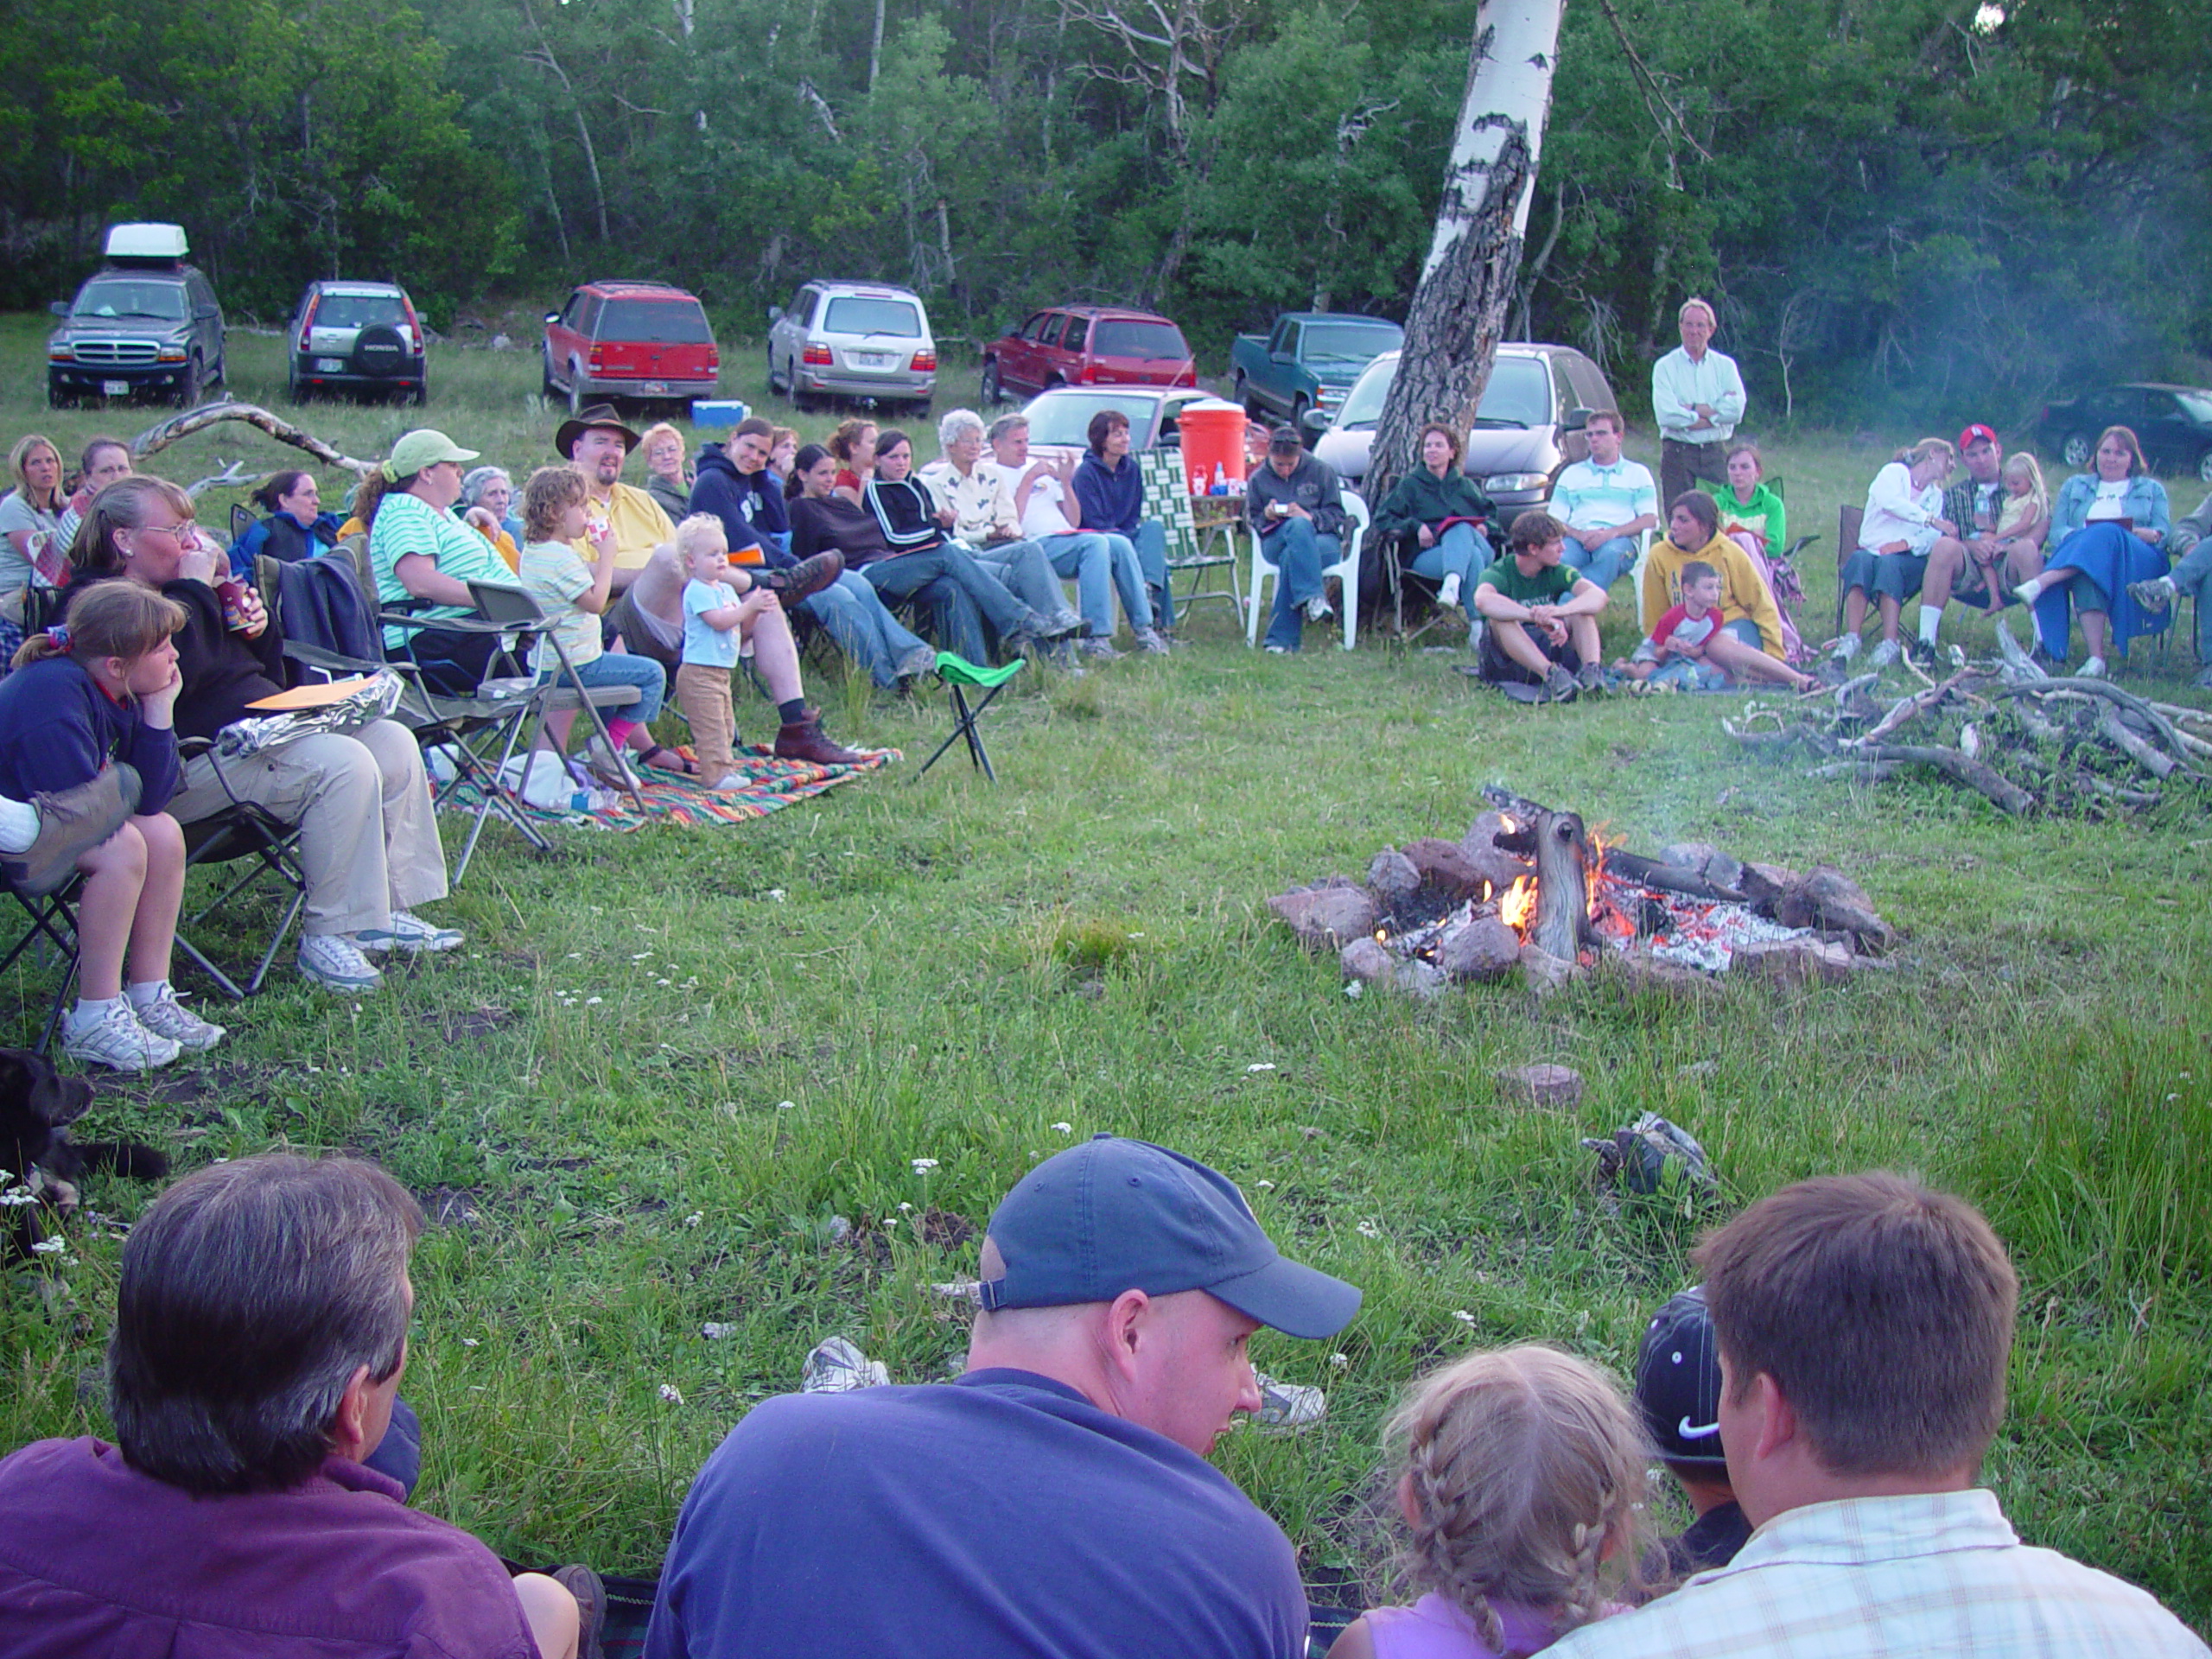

{"left": 1130, "top": 519, "right": 1173, "bottom": 629}
{"left": 537, "top": 646, "right": 665, "bottom": 723}
{"left": 1044, "top": 531, "right": 1152, "bottom": 635}
{"left": 1262, "top": 519, "right": 1341, "bottom": 651}
{"left": 860, "top": 547, "right": 1031, "bottom": 666}
{"left": 1408, "top": 522, "right": 1491, "bottom": 590}
{"left": 1563, "top": 533, "right": 1636, "bottom": 591}
{"left": 969, "top": 538, "right": 1080, "bottom": 630}
{"left": 2171, "top": 531, "right": 2212, "bottom": 658}
{"left": 800, "top": 571, "right": 928, "bottom": 687}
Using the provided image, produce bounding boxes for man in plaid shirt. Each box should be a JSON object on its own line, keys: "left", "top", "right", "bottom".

{"left": 1547, "top": 1173, "right": 2206, "bottom": 1657}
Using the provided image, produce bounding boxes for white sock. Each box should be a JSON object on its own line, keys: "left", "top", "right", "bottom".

{"left": 69, "top": 995, "right": 123, "bottom": 1033}
{"left": 126, "top": 981, "right": 171, "bottom": 1009}
{"left": 1917, "top": 609, "right": 1941, "bottom": 645}
{"left": 0, "top": 796, "right": 38, "bottom": 855}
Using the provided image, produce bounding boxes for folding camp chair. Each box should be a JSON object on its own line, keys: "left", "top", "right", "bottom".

{"left": 1835, "top": 505, "right": 1865, "bottom": 636}
{"left": 0, "top": 870, "right": 82, "bottom": 1055}
{"left": 464, "top": 580, "right": 647, "bottom": 817}
{"left": 169, "top": 738, "right": 310, "bottom": 1000}
{"left": 915, "top": 652, "right": 1024, "bottom": 782}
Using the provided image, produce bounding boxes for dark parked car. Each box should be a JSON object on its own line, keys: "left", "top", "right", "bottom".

{"left": 543, "top": 280, "right": 720, "bottom": 414}
{"left": 288, "top": 281, "right": 428, "bottom": 404}
{"left": 2035, "top": 383, "right": 2212, "bottom": 482}
{"left": 981, "top": 307, "right": 1195, "bottom": 405}
{"left": 47, "top": 223, "right": 226, "bottom": 409}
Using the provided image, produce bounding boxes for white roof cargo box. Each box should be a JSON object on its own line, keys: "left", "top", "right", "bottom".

{"left": 104, "top": 223, "right": 189, "bottom": 265}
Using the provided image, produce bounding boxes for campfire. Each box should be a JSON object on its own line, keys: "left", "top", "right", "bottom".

{"left": 1269, "top": 787, "right": 1895, "bottom": 997}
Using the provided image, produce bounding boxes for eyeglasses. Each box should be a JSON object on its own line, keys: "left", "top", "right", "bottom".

{"left": 133, "top": 521, "right": 195, "bottom": 542}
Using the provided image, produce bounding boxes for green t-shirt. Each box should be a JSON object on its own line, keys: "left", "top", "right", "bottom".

{"left": 368, "top": 490, "right": 516, "bottom": 650}
{"left": 1478, "top": 553, "right": 1578, "bottom": 607}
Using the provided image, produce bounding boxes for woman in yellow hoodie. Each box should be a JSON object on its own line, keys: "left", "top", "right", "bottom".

{"left": 1638, "top": 492, "right": 1816, "bottom": 690}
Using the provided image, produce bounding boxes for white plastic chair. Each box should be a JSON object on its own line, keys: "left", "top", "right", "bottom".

{"left": 1248, "top": 490, "right": 1368, "bottom": 651}
{"left": 1626, "top": 526, "right": 1657, "bottom": 629}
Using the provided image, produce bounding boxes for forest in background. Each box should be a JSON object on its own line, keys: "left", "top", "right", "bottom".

{"left": 2, "top": 0, "right": 2207, "bottom": 424}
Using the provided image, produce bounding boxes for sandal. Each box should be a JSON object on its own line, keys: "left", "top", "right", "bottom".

{"left": 639, "top": 744, "right": 699, "bottom": 778}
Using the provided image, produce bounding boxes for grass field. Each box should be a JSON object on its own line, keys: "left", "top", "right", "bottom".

{"left": 3, "top": 320, "right": 2208, "bottom": 1634}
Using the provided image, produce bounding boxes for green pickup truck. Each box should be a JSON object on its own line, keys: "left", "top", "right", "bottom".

{"left": 1228, "top": 313, "right": 1403, "bottom": 431}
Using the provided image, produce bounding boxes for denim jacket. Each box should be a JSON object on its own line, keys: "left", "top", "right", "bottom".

{"left": 2049, "top": 472, "right": 2171, "bottom": 544}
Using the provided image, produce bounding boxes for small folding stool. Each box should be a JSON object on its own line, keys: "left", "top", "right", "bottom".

{"left": 915, "top": 652, "right": 1024, "bottom": 782}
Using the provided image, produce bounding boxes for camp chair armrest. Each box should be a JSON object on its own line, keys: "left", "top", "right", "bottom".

{"left": 376, "top": 611, "right": 512, "bottom": 637}
{"left": 281, "top": 640, "right": 383, "bottom": 677}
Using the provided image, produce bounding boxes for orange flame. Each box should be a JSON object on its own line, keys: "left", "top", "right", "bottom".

{"left": 1498, "top": 813, "right": 1518, "bottom": 833}
{"left": 1500, "top": 875, "right": 1537, "bottom": 933}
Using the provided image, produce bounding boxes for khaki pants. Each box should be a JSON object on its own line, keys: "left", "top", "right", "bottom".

{"left": 168, "top": 719, "right": 448, "bottom": 938}
{"left": 673, "top": 664, "right": 737, "bottom": 777}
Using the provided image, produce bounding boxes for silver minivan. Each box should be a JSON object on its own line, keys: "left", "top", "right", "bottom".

{"left": 1307, "top": 344, "right": 1620, "bottom": 512}
{"left": 767, "top": 280, "right": 937, "bottom": 416}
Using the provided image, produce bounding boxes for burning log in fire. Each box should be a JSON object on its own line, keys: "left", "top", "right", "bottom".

{"left": 1268, "top": 787, "right": 1896, "bottom": 998}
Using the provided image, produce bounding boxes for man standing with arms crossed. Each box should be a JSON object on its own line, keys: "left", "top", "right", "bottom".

{"left": 1651, "top": 299, "right": 1747, "bottom": 508}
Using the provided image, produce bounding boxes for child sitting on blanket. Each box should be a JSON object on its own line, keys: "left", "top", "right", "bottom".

{"left": 517, "top": 466, "right": 679, "bottom": 787}
{"left": 1619, "top": 562, "right": 1729, "bottom": 690}
{"left": 1325, "top": 1345, "right": 1652, "bottom": 1659}
{"left": 673, "top": 515, "right": 782, "bottom": 793}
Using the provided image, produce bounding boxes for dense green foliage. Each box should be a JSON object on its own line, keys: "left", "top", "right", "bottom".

{"left": 3, "top": 0, "right": 2208, "bottom": 417}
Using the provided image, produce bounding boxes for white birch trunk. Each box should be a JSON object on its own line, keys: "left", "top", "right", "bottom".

{"left": 1369, "top": 0, "right": 1562, "bottom": 513}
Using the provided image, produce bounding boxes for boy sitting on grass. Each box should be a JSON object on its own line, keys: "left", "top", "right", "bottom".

{"left": 1470, "top": 510, "right": 1608, "bottom": 702}
{"left": 1620, "top": 560, "right": 1729, "bottom": 690}
{"left": 1633, "top": 1284, "right": 1751, "bottom": 1578}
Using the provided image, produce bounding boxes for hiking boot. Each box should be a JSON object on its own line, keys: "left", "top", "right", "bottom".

{"left": 1904, "top": 637, "right": 1938, "bottom": 669}
{"left": 62, "top": 1000, "right": 180, "bottom": 1073}
{"left": 130, "top": 985, "right": 226, "bottom": 1054}
{"left": 1132, "top": 626, "right": 1173, "bottom": 656}
{"left": 1255, "top": 1373, "right": 1327, "bottom": 1434}
{"left": 299, "top": 931, "right": 385, "bottom": 992}
{"left": 1866, "top": 638, "right": 1902, "bottom": 670}
{"left": 353, "top": 910, "right": 465, "bottom": 954}
{"left": 1574, "top": 662, "right": 1608, "bottom": 696}
{"left": 802, "top": 1335, "right": 889, "bottom": 1392}
{"left": 2127, "top": 575, "right": 2177, "bottom": 613}
{"left": 551, "top": 1564, "right": 608, "bottom": 1659}
{"left": 1046, "top": 608, "right": 1086, "bottom": 639}
{"left": 773, "top": 710, "right": 872, "bottom": 767}
{"left": 760, "top": 550, "right": 844, "bottom": 605}
{"left": 1541, "top": 663, "right": 1580, "bottom": 703}
{"left": 3, "top": 765, "right": 141, "bottom": 899}
{"left": 894, "top": 644, "right": 938, "bottom": 681}
{"left": 1077, "top": 634, "right": 1123, "bottom": 661}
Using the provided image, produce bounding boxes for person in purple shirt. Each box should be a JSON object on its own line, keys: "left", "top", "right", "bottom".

{"left": 0, "top": 1153, "right": 604, "bottom": 1659}
{"left": 647, "top": 1135, "right": 1363, "bottom": 1659}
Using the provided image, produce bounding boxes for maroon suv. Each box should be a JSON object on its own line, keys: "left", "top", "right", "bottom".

{"left": 981, "top": 307, "right": 1195, "bottom": 405}
{"left": 543, "top": 280, "right": 719, "bottom": 413}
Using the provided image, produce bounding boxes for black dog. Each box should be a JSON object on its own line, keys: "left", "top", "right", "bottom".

{"left": 0, "top": 1046, "right": 168, "bottom": 1261}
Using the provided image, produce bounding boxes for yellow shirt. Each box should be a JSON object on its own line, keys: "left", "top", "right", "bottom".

{"left": 588, "top": 481, "right": 677, "bottom": 570}
{"left": 1640, "top": 532, "right": 1786, "bottom": 658}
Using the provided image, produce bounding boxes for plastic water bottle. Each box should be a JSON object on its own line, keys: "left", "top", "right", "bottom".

{"left": 1211, "top": 463, "right": 1227, "bottom": 495}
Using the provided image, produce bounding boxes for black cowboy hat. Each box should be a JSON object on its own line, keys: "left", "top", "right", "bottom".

{"left": 556, "top": 404, "right": 644, "bottom": 459}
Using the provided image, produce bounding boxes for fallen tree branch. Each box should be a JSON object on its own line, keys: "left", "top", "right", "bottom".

{"left": 2097, "top": 707, "right": 2177, "bottom": 779}
{"left": 2077, "top": 773, "right": 2162, "bottom": 808}
{"left": 1846, "top": 669, "right": 1984, "bottom": 749}
{"left": 130, "top": 401, "right": 379, "bottom": 476}
{"left": 1994, "top": 679, "right": 2201, "bottom": 779}
{"left": 1807, "top": 760, "right": 1897, "bottom": 783}
{"left": 1857, "top": 742, "right": 2037, "bottom": 815}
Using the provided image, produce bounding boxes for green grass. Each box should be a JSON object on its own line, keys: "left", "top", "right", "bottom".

{"left": 3, "top": 319, "right": 2208, "bottom": 1633}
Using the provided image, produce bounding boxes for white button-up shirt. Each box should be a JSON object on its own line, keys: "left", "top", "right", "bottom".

{"left": 918, "top": 457, "right": 1022, "bottom": 545}
{"left": 1545, "top": 1490, "right": 2207, "bottom": 1659}
{"left": 1651, "top": 346, "right": 1748, "bottom": 444}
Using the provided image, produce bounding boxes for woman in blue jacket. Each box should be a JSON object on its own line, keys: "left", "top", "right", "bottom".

{"left": 228, "top": 470, "right": 340, "bottom": 578}
{"left": 1071, "top": 409, "right": 1174, "bottom": 633}
{"left": 2012, "top": 425, "right": 2171, "bottom": 675}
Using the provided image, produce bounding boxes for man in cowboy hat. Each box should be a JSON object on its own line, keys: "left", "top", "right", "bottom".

{"left": 557, "top": 404, "right": 672, "bottom": 594}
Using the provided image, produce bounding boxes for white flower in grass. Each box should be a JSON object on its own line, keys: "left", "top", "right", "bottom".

{"left": 632, "top": 951, "right": 652, "bottom": 961}
{"left": 766, "top": 889, "right": 787, "bottom": 903}
{"left": 1246, "top": 1063, "right": 1277, "bottom": 1074}
{"left": 586, "top": 997, "right": 603, "bottom": 1006}
{"left": 1452, "top": 1310, "right": 1478, "bottom": 1325}
{"left": 1052, "top": 1122, "right": 1073, "bottom": 1134}
{"left": 898, "top": 1202, "right": 913, "bottom": 1213}
{"left": 1330, "top": 1352, "right": 1351, "bottom": 1370}
{"left": 1355, "top": 1219, "right": 1382, "bottom": 1240}
{"left": 659, "top": 1383, "right": 685, "bottom": 1405}
{"left": 1, "top": 1191, "right": 40, "bottom": 1208}
{"left": 702, "top": 1323, "right": 736, "bottom": 1340}
{"left": 1344, "top": 982, "right": 1363, "bottom": 999}
{"left": 684, "top": 1212, "right": 704, "bottom": 1228}
{"left": 461, "top": 1338, "right": 480, "bottom": 1348}
{"left": 30, "top": 1238, "right": 65, "bottom": 1255}
{"left": 911, "top": 1158, "right": 939, "bottom": 1174}
{"left": 777, "top": 1101, "right": 796, "bottom": 1111}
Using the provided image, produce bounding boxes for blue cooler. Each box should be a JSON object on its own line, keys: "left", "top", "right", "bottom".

{"left": 691, "top": 399, "right": 749, "bottom": 428}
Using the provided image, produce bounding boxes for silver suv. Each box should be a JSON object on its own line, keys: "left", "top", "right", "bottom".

{"left": 767, "top": 280, "right": 937, "bottom": 416}
{"left": 287, "top": 281, "right": 429, "bottom": 404}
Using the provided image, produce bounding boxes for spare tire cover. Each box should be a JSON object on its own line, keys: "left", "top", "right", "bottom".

{"left": 354, "top": 324, "right": 406, "bottom": 376}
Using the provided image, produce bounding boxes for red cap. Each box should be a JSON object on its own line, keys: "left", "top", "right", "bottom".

{"left": 1957, "top": 423, "right": 1998, "bottom": 451}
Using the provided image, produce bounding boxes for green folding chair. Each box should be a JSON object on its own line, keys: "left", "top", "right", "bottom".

{"left": 915, "top": 652, "right": 1024, "bottom": 782}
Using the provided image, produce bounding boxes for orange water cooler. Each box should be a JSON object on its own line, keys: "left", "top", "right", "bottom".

{"left": 1177, "top": 400, "right": 1249, "bottom": 494}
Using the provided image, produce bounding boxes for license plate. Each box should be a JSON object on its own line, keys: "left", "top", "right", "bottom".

{"left": 639, "top": 380, "right": 667, "bottom": 394}
{"left": 315, "top": 357, "right": 344, "bottom": 372}
{"left": 102, "top": 380, "right": 130, "bottom": 396}
{"left": 853, "top": 353, "right": 891, "bottom": 369}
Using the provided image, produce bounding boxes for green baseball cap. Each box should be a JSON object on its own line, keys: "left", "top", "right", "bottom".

{"left": 383, "top": 429, "right": 480, "bottom": 481}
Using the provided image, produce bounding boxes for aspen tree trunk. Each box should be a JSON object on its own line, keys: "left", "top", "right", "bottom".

{"left": 1369, "top": 0, "right": 1561, "bottom": 509}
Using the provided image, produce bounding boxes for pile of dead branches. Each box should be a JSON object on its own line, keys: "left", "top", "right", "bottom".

{"left": 1724, "top": 623, "right": 2210, "bottom": 816}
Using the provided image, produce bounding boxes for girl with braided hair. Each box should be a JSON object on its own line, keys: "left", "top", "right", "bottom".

{"left": 1327, "top": 1345, "right": 1656, "bottom": 1659}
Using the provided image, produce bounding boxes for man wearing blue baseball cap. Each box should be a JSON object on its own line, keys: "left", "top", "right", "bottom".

{"left": 646, "top": 1135, "right": 1361, "bottom": 1659}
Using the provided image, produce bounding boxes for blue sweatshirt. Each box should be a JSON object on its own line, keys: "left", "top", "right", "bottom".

{"left": 0, "top": 655, "right": 179, "bottom": 812}
{"left": 686, "top": 448, "right": 791, "bottom": 568}
{"left": 1073, "top": 451, "right": 1146, "bottom": 537}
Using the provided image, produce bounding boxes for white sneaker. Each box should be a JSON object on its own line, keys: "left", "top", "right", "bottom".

{"left": 2078, "top": 655, "right": 2107, "bottom": 679}
{"left": 2013, "top": 579, "right": 2044, "bottom": 607}
{"left": 1866, "top": 638, "right": 1902, "bottom": 669}
{"left": 1436, "top": 574, "right": 1464, "bottom": 612}
{"left": 353, "top": 910, "right": 464, "bottom": 954}
{"left": 1832, "top": 632, "right": 1862, "bottom": 664}
{"left": 298, "top": 931, "right": 385, "bottom": 992}
{"left": 130, "top": 984, "right": 226, "bottom": 1053}
{"left": 802, "top": 1335, "right": 889, "bottom": 1392}
{"left": 1254, "top": 1373, "right": 1327, "bottom": 1434}
{"left": 1303, "top": 594, "right": 1334, "bottom": 623}
{"left": 62, "top": 1000, "right": 181, "bottom": 1073}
